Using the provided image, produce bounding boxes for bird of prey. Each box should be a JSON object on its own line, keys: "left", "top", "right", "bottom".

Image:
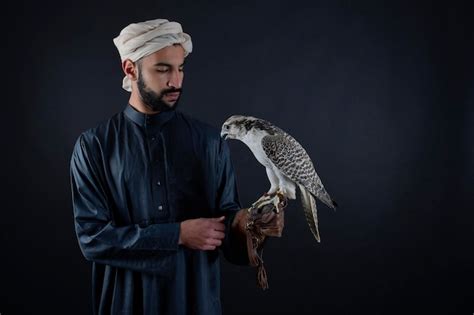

{"left": 220, "top": 115, "right": 337, "bottom": 242}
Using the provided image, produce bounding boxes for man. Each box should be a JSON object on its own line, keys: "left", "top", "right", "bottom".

{"left": 70, "top": 18, "right": 284, "bottom": 314}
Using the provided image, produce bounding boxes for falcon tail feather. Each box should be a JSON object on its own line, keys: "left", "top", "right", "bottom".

{"left": 299, "top": 184, "right": 321, "bottom": 243}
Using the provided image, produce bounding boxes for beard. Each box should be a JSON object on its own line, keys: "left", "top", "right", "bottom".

{"left": 137, "top": 70, "right": 182, "bottom": 113}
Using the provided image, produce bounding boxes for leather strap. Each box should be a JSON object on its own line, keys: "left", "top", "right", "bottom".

{"left": 245, "top": 214, "right": 269, "bottom": 290}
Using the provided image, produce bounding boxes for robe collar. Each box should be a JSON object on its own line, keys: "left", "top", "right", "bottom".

{"left": 124, "top": 103, "right": 176, "bottom": 128}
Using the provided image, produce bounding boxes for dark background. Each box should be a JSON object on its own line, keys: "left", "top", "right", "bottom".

{"left": 2, "top": 1, "right": 473, "bottom": 314}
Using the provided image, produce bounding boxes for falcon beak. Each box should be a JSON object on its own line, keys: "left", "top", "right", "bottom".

{"left": 220, "top": 130, "right": 229, "bottom": 140}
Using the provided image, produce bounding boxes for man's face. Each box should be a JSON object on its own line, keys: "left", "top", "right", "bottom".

{"left": 136, "top": 44, "right": 186, "bottom": 112}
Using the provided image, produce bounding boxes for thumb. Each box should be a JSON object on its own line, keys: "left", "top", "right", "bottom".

{"left": 211, "top": 216, "right": 225, "bottom": 222}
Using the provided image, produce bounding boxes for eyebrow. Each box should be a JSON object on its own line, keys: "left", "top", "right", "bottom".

{"left": 153, "top": 62, "right": 186, "bottom": 68}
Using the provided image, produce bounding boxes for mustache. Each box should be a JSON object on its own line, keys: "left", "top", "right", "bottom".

{"left": 161, "top": 88, "right": 183, "bottom": 95}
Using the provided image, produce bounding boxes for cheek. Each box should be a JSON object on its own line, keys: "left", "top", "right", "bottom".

{"left": 144, "top": 71, "right": 168, "bottom": 87}
{"left": 157, "top": 78, "right": 169, "bottom": 89}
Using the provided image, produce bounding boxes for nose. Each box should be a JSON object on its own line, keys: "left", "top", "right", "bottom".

{"left": 167, "top": 69, "right": 182, "bottom": 89}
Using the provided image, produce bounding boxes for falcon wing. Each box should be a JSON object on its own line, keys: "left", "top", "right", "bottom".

{"left": 261, "top": 133, "right": 335, "bottom": 209}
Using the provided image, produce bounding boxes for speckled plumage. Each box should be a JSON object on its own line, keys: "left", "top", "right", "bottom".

{"left": 221, "top": 115, "right": 337, "bottom": 242}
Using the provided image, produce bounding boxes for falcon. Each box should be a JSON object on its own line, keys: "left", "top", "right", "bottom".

{"left": 220, "top": 115, "right": 337, "bottom": 242}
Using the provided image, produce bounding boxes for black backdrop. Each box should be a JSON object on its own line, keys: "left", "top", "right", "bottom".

{"left": 2, "top": 1, "right": 473, "bottom": 314}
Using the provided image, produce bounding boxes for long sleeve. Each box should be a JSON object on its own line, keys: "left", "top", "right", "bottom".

{"left": 70, "top": 133, "right": 179, "bottom": 275}
{"left": 214, "top": 137, "right": 249, "bottom": 265}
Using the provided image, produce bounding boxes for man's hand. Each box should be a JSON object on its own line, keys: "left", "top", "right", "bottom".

{"left": 178, "top": 216, "right": 226, "bottom": 250}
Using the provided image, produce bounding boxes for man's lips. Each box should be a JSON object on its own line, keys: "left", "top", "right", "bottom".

{"left": 165, "top": 92, "right": 180, "bottom": 99}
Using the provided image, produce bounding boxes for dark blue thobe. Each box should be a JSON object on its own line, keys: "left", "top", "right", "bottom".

{"left": 70, "top": 104, "right": 247, "bottom": 314}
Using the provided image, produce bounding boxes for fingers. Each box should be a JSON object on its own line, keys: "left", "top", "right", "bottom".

{"left": 197, "top": 233, "right": 223, "bottom": 251}
{"left": 179, "top": 217, "right": 228, "bottom": 251}
{"left": 201, "top": 245, "right": 215, "bottom": 251}
{"left": 206, "top": 237, "right": 223, "bottom": 247}
{"left": 210, "top": 216, "right": 225, "bottom": 222}
{"left": 201, "top": 244, "right": 219, "bottom": 251}
{"left": 198, "top": 237, "right": 223, "bottom": 250}
{"left": 208, "top": 216, "right": 226, "bottom": 232}
{"left": 199, "top": 219, "right": 225, "bottom": 250}
{"left": 210, "top": 229, "right": 225, "bottom": 240}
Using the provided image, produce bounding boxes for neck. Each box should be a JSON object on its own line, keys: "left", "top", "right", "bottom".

{"left": 241, "top": 131, "right": 265, "bottom": 148}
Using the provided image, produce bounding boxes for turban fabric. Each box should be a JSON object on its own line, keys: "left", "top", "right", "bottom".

{"left": 113, "top": 19, "right": 193, "bottom": 92}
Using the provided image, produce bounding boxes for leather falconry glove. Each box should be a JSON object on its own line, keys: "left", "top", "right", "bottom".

{"left": 235, "top": 193, "right": 287, "bottom": 290}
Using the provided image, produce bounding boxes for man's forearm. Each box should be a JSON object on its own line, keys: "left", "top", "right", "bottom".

{"left": 75, "top": 220, "right": 180, "bottom": 274}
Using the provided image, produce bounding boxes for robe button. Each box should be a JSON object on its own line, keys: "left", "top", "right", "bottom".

{"left": 157, "top": 181, "right": 161, "bottom": 186}
{"left": 158, "top": 205, "right": 163, "bottom": 211}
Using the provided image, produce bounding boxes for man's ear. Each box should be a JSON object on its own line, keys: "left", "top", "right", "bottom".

{"left": 122, "top": 59, "right": 138, "bottom": 81}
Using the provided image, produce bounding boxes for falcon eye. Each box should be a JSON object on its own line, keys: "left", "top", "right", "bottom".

{"left": 224, "top": 125, "right": 230, "bottom": 129}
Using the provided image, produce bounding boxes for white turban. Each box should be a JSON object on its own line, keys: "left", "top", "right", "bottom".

{"left": 113, "top": 18, "right": 193, "bottom": 92}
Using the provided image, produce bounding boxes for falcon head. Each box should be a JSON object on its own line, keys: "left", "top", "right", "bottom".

{"left": 220, "top": 115, "right": 259, "bottom": 141}
{"left": 221, "top": 114, "right": 282, "bottom": 141}
{"left": 221, "top": 115, "right": 282, "bottom": 141}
